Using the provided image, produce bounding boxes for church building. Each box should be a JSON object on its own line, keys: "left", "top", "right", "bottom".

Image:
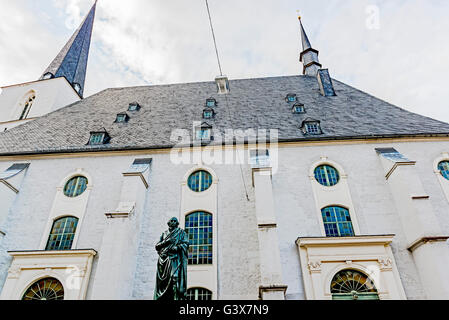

{"left": 0, "top": 2, "right": 448, "bottom": 300}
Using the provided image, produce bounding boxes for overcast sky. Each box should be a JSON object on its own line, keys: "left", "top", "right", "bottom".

{"left": 1, "top": 0, "right": 448, "bottom": 122}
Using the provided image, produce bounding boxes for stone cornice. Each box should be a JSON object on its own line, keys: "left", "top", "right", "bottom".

{"left": 296, "top": 235, "right": 395, "bottom": 247}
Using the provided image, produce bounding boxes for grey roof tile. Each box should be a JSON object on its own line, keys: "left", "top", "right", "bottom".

{"left": 1, "top": 75, "right": 449, "bottom": 155}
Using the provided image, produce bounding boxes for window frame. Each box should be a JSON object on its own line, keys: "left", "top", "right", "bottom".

{"left": 45, "top": 216, "right": 79, "bottom": 251}
{"left": 321, "top": 206, "right": 355, "bottom": 238}
{"left": 185, "top": 211, "right": 214, "bottom": 265}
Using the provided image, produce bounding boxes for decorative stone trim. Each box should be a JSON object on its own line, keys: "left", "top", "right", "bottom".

{"left": 407, "top": 236, "right": 449, "bottom": 253}
{"left": 258, "top": 285, "right": 288, "bottom": 300}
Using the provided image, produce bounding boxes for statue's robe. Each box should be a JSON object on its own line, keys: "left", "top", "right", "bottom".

{"left": 154, "top": 227, "right": 189, "bottom": 300}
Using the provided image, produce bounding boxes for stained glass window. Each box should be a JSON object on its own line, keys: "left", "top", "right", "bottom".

{"left": 64, "top": 176, "right": 88, "bottom": 197}
{"left": 438, "top": 161, "right": 449, "bottom": 180}
{"left": 314, "top": 165, "right": 340, "bottom": 186}
{"left": 321, "top": 206, "right": 354, "bottom": 237}
{"left": 46, "top": 216, "right": 78, "bottom": 251}
{"left": 331, "top": 270, "right": 379, "bottom": 300}
{"left": 188, "top": 170, "right": 213, "bottom": 192}
{"left": 185, "top": 212, "right": 213, "bottom": 265}
{"left": 187, "top": 288, "right": 213, "bottom": 300}
{"left": 22, "top": 278, "right": 64, "bottom": 300}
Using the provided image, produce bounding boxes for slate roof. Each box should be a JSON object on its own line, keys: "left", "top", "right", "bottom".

{"left": 1, "top": 75, "right": 449, "bottom": 156}
{"left": 40, "top": 1, "right": 97, "bottom": 98}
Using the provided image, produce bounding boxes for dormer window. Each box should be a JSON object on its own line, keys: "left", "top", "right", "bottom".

{"left": 286, "top": 94, "right": 298, "bottom": 103}
{"left": 73, "top": 83, "right": 81, "bottom": 94}
{"left": 301, "top": 118, "right": 322, "bottom": 135}
{"left": 195, "top": 123, "right": 213, "bottom": 141}
{"left": 115, "top": 113, "right": 129, "bottom": 123}
{"left": 203, "top": 108, "right": 215, "bottom": 120}
{"left": 128, "top": 102, "right": 141, "bottom": 112}
{"left": 292, "top": 103, "right": 305, "bottom": 114}
{"left": 206, "top": 98, "right": 217, "bottom": 108}
{"left": 42, "top": 72, "right": 54, "bottom": 80}
{"left": 88, "top": 130, "right": 111, "bottom": 145}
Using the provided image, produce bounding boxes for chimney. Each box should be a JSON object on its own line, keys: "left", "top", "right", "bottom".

{"left": 215, "top": 75, "right": 230, "bottom": 94}
{"left": 317, "top": 69, "right": 336, "bottom": 97}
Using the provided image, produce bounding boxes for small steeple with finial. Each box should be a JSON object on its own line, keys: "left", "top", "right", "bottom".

{"left": 297, "top": 13, "right": 322, "bottom": 77}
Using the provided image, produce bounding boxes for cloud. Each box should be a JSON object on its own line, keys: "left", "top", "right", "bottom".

{"left": 1, "top": 0, "right": 448, "bottom": 123}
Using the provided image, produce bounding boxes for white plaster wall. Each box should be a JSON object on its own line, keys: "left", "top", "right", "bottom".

{"left": 0, "top": 78, "right": 80, "bottom": 128}
{"left": 0, "top": 139, "right": 448, "bottom": 300}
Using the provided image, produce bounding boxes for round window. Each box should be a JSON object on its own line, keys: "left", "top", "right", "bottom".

{"left": 438, "top": 161, "right": 449, "bottom": 180}
{"left": 64, "top": 176, "right": 88, "bottom": 198}
{"left": 314, "top": 165, "right": 340, "bottom": 187}
{"left": 188, "top": 170, "right": 213, "bottom": 192}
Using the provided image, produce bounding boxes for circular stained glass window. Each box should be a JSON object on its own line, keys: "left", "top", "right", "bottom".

{"left": 188, "top": 170, "right": 213, "bottom": 192}
{"left": 22, "top": 278, "right": 64, "bottom": 301}
{"left": 64, "top": 176, "right": 88, "bottom": 198}
{"left": 314, "top": 165, "right": 340, "bottom": 187}
{"left": 438, "top": 161, "right": 449, "bottom": 180}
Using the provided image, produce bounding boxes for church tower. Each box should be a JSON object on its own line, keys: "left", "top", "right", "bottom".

{"left": 0, "top": 1, "right": 97, "bottom": 132}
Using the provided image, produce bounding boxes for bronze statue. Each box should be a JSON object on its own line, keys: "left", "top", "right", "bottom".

{"left": 154, "top": 217, "right": 189, "bottom": 300}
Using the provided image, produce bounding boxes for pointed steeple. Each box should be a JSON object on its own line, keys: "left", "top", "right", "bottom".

{"left": 298, "top": 15, "right": 322, "bottom": 76}
{"left": 40, "top": 1, "right": 97, "bottom": 98}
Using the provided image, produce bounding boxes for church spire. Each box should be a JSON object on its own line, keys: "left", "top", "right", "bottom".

{"left": 40, "top": 1, "right": 97, "bottom": 98}
{"left": 298, "top": 15, "right": 322, "bottom": 76}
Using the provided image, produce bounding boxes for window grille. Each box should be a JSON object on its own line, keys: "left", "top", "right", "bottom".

{"left": 22, "top": 278, "right": 64, "bottom": 300}
{"left": 321, "top": 206, "right": 354, "bottom": 237}
{"left": 64, "top": 176, "right": 88, "bottom": 197}
{"left": 187, "top": 288, "right": 213, "bottom": 301}
{"left": 185, "top": 212, "right": 213, "bottom": 265}
{"left": 314, "top": 165, "right": 339, "bottom": 186}
{"left": 188, "top": 170, "right": 213, "bottom": 192}
{"left": 45, "top": 216, "right": 79, "bottom": 251}
{"left": 331, "top": 270, "right": 379, "bottom": 300}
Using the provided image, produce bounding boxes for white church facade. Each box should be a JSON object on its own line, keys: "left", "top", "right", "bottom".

{"left": 0, "top": 2, "right": 449, "bottom": 301}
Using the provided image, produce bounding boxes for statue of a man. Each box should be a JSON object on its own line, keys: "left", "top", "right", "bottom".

{"left": 154, "top": 217, "right": 189, "bottom": 300}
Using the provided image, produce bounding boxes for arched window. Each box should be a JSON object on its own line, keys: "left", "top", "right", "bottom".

{"left": 331, "top": 270, "right": 379, "bottom": 300}
{"left": 46, "top": 216, "right": 79, "bottom": 250}
{"left": 321, "top": 206, "right": 354, "bottom": 237}
{"left": 187, "top": 170, "right": 213, "bottom": 192}
{"left": 185, "top": 212, "right": 213, "bottom": 265}
{"left": 63, "top": 176, "right": 88, "bottom": 198}
{"left": 438, "top": 161, "right": 449, "bottom": 180}
{"left": 187, "top": 288, "right": 213, "bottom": 301}
{"left": 22, "top": 277, "right": 64, "bottom": 300}
{"left": 314, "top": 165, "right": 340, "bottom": 186}
{"left": 19, "top": 91, "right": 36, "bottom": 120}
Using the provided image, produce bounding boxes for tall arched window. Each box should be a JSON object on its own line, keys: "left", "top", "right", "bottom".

{"left": 187, "top": 288, "right": 212, "bottom": 301}
{"left": 331, "top": 270, "right": 379, "bottom": 300}
{"left": 185, "top": 212, "right": 213, "bottom": 265}
{"left": 22, "top": 277, "right": 64, "bottom": 300}
{"left": 19, "top": 91, "right": 36, "bottom": 120}
{"left": 321, "top": 206, "right": 354, "bottom": 237}
{"left": 46, "top": 216, "right": 79, "bottom": 250}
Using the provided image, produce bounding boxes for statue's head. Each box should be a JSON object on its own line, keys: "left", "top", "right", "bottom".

{"left": 167, "top": 217, "right": 180, "bottom": 230}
